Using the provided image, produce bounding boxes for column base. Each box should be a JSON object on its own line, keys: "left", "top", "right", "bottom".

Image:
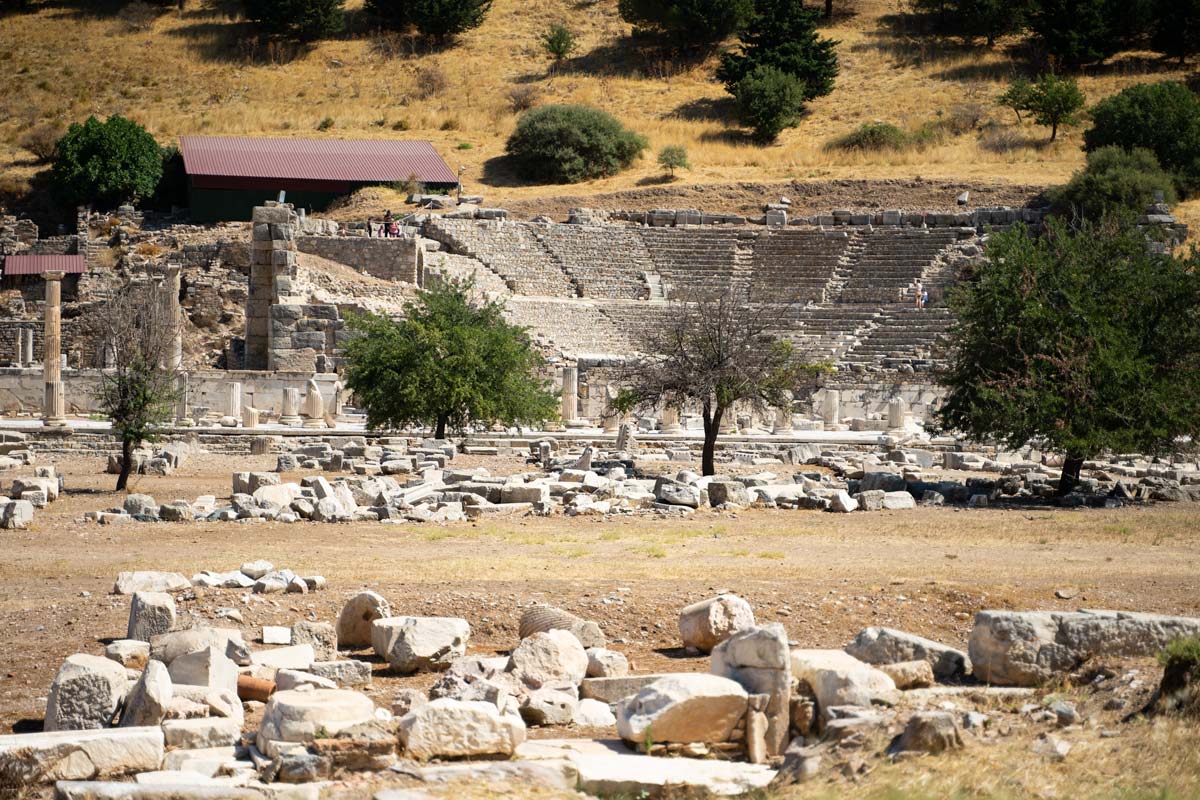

{"left": 662, "top": 424, "right": 684, "bottom": 434}
{"left": 279, "top": 416, "right": 303, "bottom": 426}
{"left": 42, "top": 419, "right": 72, "bottom": 433}
{"left": 301, "top": 418, "right": 326, "bottom": 429}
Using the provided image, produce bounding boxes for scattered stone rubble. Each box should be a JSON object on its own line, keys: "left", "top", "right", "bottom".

{"left": 3, "top": 576, "right": 1196, "bottom": 797}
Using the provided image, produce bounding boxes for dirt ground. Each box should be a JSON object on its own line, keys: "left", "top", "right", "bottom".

{"left": 1, "top": 451, "right": 1198, "bottom": 798}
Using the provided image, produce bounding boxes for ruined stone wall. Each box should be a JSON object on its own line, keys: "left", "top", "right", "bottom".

{"left": 296, "top": 235, "right": 419, "bottom": 283}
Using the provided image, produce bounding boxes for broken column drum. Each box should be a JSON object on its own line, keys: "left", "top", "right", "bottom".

{"left": 561, "top": 366, "right": 579, "bottom": 423}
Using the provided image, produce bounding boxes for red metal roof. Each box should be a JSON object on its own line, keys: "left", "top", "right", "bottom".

{"left": 2, "top": 255, "right": 86, "bottom": 276}
{"left": 179, "top": 136, "right": 459, "bottom": 185}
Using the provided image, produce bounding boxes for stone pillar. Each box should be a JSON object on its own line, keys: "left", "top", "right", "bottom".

{"left": 246, "top": 203, "right": 298, "bottom": 370}
{"left": 42, "top": 272, "right": 67, "bottom": 428}
{"left": 888, "top": 396, "right": 907, "bottom": 430}
{"left": 280, "top": 388, "right": 302, "bottom": 426}
{"left": 301, "top": 379, "right": 326, "bottom": 429}
{"left": 601, "top": 385, "right": 621, "bottom": 434}
{"left": 165, "top": 264, "right": 183, "bottom": 370}
{"left": 560, "top": 366, "right": 578, "bottom": 423}
{"left": 227, "top": 381, "right": 242, "bottom": 419}
{"left": 22, "top": 328, "right": 34, "bottom": 366}
{"left": 821, "top": 390, "right": 841, "bottom": 426}
{"left": 661, "top": 406, "right": 683, "bottom": 434}
{"left": 13, "top": 329, "right": 23, "bottom": 366}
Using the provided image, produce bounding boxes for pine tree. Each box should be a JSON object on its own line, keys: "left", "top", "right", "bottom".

{"left": 717, "top": 0, "right": 838, "bottom": 100}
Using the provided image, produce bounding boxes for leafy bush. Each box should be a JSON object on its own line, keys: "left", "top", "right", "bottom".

{"left": 717, "top": 0, "right": 838, "bottom": 101}
{"left": 316, "top": 116, "right": 335, "bottom": 131}
{"left": 244, "top": 0, "right": 345, "bottom": 42}
{"left": 1050, "top": 146, "right": 1176, "bottom": 219}
{"left": 617, "top": 0, "right": 753, "bottom": 48}
{"left": 734, "top": 65, "right": 805, "bottom": 143}
{"left": 657, "top": 145, "right": 690, "bottom": 176}
{"left": 505, "top": 105, "right": 647, "bottom": 183}
{"left": 51, "top": 114, "right": 163, "bottom": 209}
{"left": 1160, "top": 636, "right": 1200, "bottom": 669}
{"left": 540, "top": 23, "right": 576, "bottom": 60}
{"left": 367, "top": 0, "right": 491, "bottom": 42}
{"left": 829, "top": 121, "right": 907, "bottom": 151}
{"left": 1084, "top": 82, "right": 1200, "bottom": 192}
{"left": 996, "top": 78, "right": 1034, "bottom": 123}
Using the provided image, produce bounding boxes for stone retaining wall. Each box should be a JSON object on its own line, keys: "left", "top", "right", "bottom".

{"left": 296, "top": 236, "right": 419, "bottom": 284}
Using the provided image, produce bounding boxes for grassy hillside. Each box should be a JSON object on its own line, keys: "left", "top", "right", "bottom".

{"left": 1, "top": 0, "right": 1197, "bottom": 224}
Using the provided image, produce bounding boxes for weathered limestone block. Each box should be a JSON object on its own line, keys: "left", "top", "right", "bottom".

{"left": 0, "top": 727, "right": 164, "bottom": 783}
{"left": 893, "top": 711, "right": 964, "bottom": 754}
{"left": 679, "top": 594, "right": 756, "bottom": 653}
{"left": 880, "top": 660, "right": 935, "bottom": 689}
{"left": 509, "top": 629, "right": 588, "bottom": 689}
{"left": 398, "top": 698, "right": 526, "bottom": 760}
{"left": 710, "top": 623, "right": 791, "bottom": 757}
{"left": 167, "top": 646, "right": 239, "bottom": 694}
{"left": 256, "top": 689, "right": 377, "bottom": 757}
{"left": 120, "top": 661, "right": 172, "bottom": 727}
{"left": 789, "top": 650, "right": 898, "bottom": 713}
{"left": 150, "top": 628, "right": 246, "bottom": 666}
{"left": 969, "top": 610, "right": 1200, "bottom": 686}
{"left": 127, "top": 592, "right": 176, "bottom": 642}
{"left": 113, "top": 571, "right": 189, "bottom": 595}
{"left": 586, "top": 648, "right": 630, "bottom": 678}
{"left": 372, "top": 617, "right": 470, "bottom": 674}
{"left": 845, "top": 627, "right": 970, "bottom": 679}
{"left": 44, "top": 654, "right": 129, "bottom": 731}
{"left": 292, "top": 621, "right": 338, "bottom": 662}
{"left": 617, "top": 674, "right": 748, "bottom": 744}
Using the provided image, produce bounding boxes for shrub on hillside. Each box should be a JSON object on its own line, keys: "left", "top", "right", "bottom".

{"left": 505, "top": 105, "right": 647, "bottom": 183}
{"left": 244, "top": 0, "right": 345, "bottom": 42}
{"left": 540, "top": 23, "right": 576, "bottom": 61}
{"left": 733, "top": 66, "right": 805, "bottom": 144}
{"left": 367, "top": 0, "right": 491, "bottom": 42}
{"left": 717, "top": 0, "right": 838, "bottom": 101}
{"left": 1050, "top": 146, "right": 1176, "bottom": 219}
{"left": 828, "top": 121, "right": 907, "bottom": 151}
{"left": 1023, "top": 73, "right": 1085, "bottom": 141}
{"left": 618, "top": 0, "right": 753, "bottom": 49}
{"left": 657, "top": 145, "right": 690, "bottom": 177}
{"left": 51, "top": 115, "right": 163, "bottom": 209}
{"left": 1084, "top": 82, "right": 1200, "bottom": 192}
{"left": 18, "top": 122, "right": 65, "bottom": 164}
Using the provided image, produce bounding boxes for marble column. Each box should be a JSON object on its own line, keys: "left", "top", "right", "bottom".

{"left": 661, "top": 405, "right": 683, "bottom": 434}
{"left": 227, "top": 381, "right": 242, "bottom": 419}
{"left": 601, "top": 385, "right": 621, "bottom": 434}
{"left": 22, "top": 329, "right": 34, "bottom": 366}
{"left": 42, "top": 272, "right": 67, "bottom": 428}
{"left": 280, "top": 387, "right": 302, "bottom": 426}
{"left": 12, "top": 330, "right": 22, "bottom": 366}
{"left": 560, "top": 366, "right": 578, "bottom": 423}
{"left": 165, "top": 264, "right": 183, "bottom": 370}
{"left": 772, "top": 406, "right": 792, "bottom": 435}
{"left": 821, "top": 390, "right": 841, "bottom": 427}
{"left": 888, "top": 396, "right": 907, "bottom": 430}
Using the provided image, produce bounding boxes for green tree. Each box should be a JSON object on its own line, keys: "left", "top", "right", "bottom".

{"left": 89, "top": 281, "right": 183, "bottom": 492}
{"left": 1050, "top": 146, "right": 1176, "bottom": 220}
{"left": 936, "top": 217, "right": 1200, "bottom": 494}
{"left": 717, "top": 0, "right": 838, "bottom": 100}
{"left": 910, "top": 0, "right": 1031, "bottom": 46}
{"left": 505, "top": 104, "right": 647, "bottom": 183}
{"left": 244, "top": 0, "right": 345, "bottom": 41}
{"left": 617, "top": 0, "right": 753, "bottom": 49}
{"left": 1024, "top": 73, "right": 1084, "bottom": 141}
{"left": 151, "top": 145, "right": 189, "bottom": 211}
{"left": 733, "top": 65, "right": 805, "bottom": 143}
{"left": 616, "top": 290, "right": 823, "bottom": 475}
{"left": 1028, "top": 0, "right": 1121, "bottom": 67}
{"left": 657, "top": 145, "right": 690, "bottom": 177}
{"left": 996, "top": 77, "right": 1034, "bottom": 123}
{"left": 1084, "top": 82, "right": 1200, "bottom": 192}
{"left": 540, "top": 23, "right": 576, "bottom": 60}
{"left": 1152, "top": 0, "right": 1200, "bottom": 64}
{"left": 343, "top": 280, "right": 558, "bottom": 439}
{"left": 367, "top": 0, "right": 491, "bottom": 41}
{"left": 51, "top": 115, "right": 163, "bottom": 209}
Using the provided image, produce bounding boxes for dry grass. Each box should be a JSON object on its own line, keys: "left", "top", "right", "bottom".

{"left": 0, "top": 0, "right": 1196, "bottom": 211}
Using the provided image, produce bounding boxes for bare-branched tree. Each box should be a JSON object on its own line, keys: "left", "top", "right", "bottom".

{"left": 616, "top": 290, "right": 827, "bottom": 475}
{"left": 86, "top": 280, "right": 182, "bottom": 491}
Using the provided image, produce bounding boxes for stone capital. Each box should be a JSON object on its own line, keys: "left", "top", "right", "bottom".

{"left": 42, "top": 271, "right": 65, "bottom": 282}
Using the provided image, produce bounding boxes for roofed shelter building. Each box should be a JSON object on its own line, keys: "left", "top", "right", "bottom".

{"left": 179, "top": 136, "right": 459, "bottom": 222}
{"left": 1, "top": 255, "right": 85, "bottom": 298}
